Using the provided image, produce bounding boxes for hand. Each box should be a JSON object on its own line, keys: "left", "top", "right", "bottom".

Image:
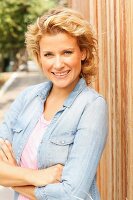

{"left": 32, "top": 164, "right": 64, "bottom": 187}
{"left": 0, "top": 138, "right": 63, "bottom": 187}
{"left": 0, "top": 138, "right": 17, "bottom": 166}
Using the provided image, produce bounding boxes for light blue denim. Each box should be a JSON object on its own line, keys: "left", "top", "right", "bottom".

{"left": 0, "top": 78, "right": 108, "bottom": 200}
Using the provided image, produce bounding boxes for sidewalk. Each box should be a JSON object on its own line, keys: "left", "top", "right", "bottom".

{"left": 0, "top": 71, "right": 47, "bottom": 200}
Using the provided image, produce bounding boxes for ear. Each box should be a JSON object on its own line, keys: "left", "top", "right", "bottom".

{"left": 81, "top": 49, "right": 87, "bottom": 61}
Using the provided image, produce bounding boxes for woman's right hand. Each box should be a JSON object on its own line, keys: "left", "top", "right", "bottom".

{"left": 0, "top": 138, "right": 63, "bottom": 187}
{"left": 31, "top": 164, "right": 64, "bottom": 187}
{"left": 0, "top": 138, "right": 17, "bottom": 166}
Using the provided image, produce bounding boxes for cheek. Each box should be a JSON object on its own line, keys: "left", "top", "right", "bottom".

{"left": 71, "top": 56, "right": 82, "bottom": 68}
{"left": 67, "top": 55, "right": 81, "bottom": 65}
{"left": 42, "top": 66, "right": 49, "bottom": 74}
{"left": 41, "top": 59, "right": 52, "bottom": 70}
{"left": 41, "top": 63, "right": 49, "bottom": 74}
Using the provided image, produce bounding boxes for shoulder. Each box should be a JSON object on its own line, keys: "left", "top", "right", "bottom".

{"left": 78, "top": 87, "right": 108, "bottom": 126}
{"left": 22, "top": 81, "right": 49, "bottom": 93}
{"left": 80, "top": 86, "right": 107, "bottom": 107}
{"left": 19, "top": 81, "right": 50, "bottom": 98}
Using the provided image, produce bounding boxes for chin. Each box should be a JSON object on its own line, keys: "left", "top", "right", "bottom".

{"left": 52, "top": 76, "right": 79, "bottom": 90}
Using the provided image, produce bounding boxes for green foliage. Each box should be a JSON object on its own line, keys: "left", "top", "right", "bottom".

{"left": 0, "top": 0, "right": 60, "bottom": 71}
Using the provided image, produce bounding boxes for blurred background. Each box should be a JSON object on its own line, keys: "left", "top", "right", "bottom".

{"left": 0, "top": 0, "right": 133, "bottom": 200}
{"left": 0, "top": 0, "right": 67, "bottom": 73}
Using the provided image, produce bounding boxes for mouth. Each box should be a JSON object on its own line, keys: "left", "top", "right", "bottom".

{"left": 51, "top": 70, "right": 70, "bottom": 78}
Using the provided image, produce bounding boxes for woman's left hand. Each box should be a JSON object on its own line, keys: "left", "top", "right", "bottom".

{"left": 0, "top": 138, "right": 17, "bottom": 166}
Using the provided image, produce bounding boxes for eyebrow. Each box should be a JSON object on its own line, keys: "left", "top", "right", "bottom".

{"left": 42, "top": 48, "right": 75, "bottom": 53}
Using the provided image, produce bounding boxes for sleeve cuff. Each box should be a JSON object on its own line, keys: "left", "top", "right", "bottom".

{"left": 35, "top": 186, "right": 49, "bottom": 200}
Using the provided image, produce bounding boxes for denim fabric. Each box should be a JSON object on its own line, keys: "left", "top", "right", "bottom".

{"left": 0, "top": 78, "right": 108, "bottom": 200}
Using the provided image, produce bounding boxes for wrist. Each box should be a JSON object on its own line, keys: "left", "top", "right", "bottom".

{"left": 24, "top": 168, "right": 38, "bottom": 186}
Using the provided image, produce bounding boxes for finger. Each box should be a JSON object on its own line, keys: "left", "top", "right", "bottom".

{"left": 0, "top": 151, "right": 3, "bottom": 161}
{"left": 4, "top": 140, "right": 17, "bottom": 165}
{"left": 0, "top": 139, "right": 16, "bottom": 165}
{"left": 0, "top": 141, "right": 14, "bottom": 162}
{"left": 0, "top": 139, "right": 8, "bottom": 161}
{"left": 5, "top": 140, "right": 14, "bottom": 155}
{"left": 0, "top": 147, "right": 8, "bottom": 162}
{"left": 5, "top": 143, "right": 16, "bottom": 164}
{"left": 0, "top": 138, "right": 5, "bottom": 148}
{"left": 0, "top": 138, "right": 4, "bottom": 142}
{"left": 57, "top": 164, "right": 64, "bottom": 171}
{"left": 0, "top": 139, "right": 5, "bottom": 148}
{"left": 56, "top": 178, "right": 61, "bottom": 183}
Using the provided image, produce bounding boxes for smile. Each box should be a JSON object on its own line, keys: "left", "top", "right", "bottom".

{"left": 52, "top": 70, "right": 70, "bottom": 78}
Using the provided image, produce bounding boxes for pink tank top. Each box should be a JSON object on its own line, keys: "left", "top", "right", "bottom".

{"left": 18, "top": 114, "right": 50, "bottom": 200}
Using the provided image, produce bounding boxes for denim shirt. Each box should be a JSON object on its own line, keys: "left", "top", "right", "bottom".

{"left": 0, "top": 78, "right": 108, "bottom": 200}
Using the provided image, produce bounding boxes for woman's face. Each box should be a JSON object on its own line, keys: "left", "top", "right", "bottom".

{"left": 39, "top": 32, "right": 86, "bottom": 91}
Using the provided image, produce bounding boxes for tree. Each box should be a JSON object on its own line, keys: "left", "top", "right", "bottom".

{"left": 0, "top": 0, "right": 60, "bottom": 71}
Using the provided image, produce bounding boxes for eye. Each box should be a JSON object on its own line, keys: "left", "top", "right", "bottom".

{"left": 64, "top": 50, "right": 73, "bottom": 55}
{"left": 44, "top": 52, "right": 53, "bottom": 57}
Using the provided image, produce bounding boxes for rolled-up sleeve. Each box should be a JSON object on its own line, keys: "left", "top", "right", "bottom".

{"left": 35, "top": 97, "right": 108, "bottom": 200}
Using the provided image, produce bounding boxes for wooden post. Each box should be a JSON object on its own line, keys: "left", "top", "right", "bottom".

{"left": 68, "top": 0, "right": 133, "bottom": 199}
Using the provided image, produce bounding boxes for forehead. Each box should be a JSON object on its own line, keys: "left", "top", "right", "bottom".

{"left": 39, "top": 32, "right": 79, "bottom": 50}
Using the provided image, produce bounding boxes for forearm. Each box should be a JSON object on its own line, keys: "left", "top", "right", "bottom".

{"left": 0, "top": 161, "right": 35, "bottom": 187}
{"left": 0, "top": 160, "right": 62, "bottom": 188}
{"left": 0, "top": 140, "right": 63, "bottom": 188}
{"left": 13, "top": 185, "right": 36, "bottom": 200}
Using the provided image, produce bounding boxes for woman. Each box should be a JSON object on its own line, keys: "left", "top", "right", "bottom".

{"left": 0, "top": 7, "right": 108, "bottom": 200}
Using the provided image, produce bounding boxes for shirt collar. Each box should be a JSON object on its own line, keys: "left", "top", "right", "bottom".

{"left": 37, "top": 78, "right": 87, "bottom": 107}
{"left": 63, "top": 78, "right": 87, "bottom": 108}
{"left": 36, "top": 81, "right": 52, "bottom": 100}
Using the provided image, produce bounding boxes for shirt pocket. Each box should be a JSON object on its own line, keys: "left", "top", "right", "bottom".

{"left": 12, "top": 124, "right": 23, "bottom": 133}
{"left": 11, "top": 117, "right": 29, "bottom": 134}
{"left": 48, "top": 134, "right": 75, "bottom": 165}
{"left": 11, "top": 123, "right": 24, "bottom": 161}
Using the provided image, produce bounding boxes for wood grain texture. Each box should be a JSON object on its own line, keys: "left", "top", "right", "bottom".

{"left": 68, "top": 0, "right": 133, "bottom": 199}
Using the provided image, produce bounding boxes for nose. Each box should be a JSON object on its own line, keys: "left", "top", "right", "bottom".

{"left": 53, "top": 55, "right": 63, "bottom": 69}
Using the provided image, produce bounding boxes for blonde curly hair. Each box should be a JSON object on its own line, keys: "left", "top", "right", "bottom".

{"left": 25, "top": 7, "right": 97, "bottom": 84}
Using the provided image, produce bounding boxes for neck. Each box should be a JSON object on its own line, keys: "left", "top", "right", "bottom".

{"left": 50, "top": 77, "right": 80, "bottom": 99}
{"left": 50, "top": 86, "right": 71, "bottom": 99}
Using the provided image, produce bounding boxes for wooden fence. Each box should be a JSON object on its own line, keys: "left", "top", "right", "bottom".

{"left": 68, "top": 0, "right": 133, "bottom": 200}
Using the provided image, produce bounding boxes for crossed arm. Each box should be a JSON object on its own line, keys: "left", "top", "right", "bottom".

{"left": 0, "top": 138, "right": 63, "bottom": 200}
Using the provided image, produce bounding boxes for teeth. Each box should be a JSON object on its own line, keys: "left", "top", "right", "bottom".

{"left": 53, "top": 71, "right": 69, "bottom": 76}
